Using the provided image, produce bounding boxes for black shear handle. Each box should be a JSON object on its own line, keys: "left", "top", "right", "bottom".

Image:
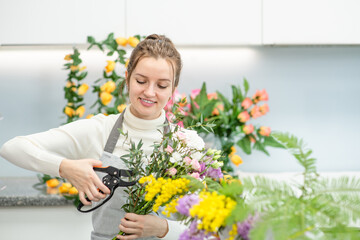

{"left": 77, "top": 190, "right": 115, "bottom": 213}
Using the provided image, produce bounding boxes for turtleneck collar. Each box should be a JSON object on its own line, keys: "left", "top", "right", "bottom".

{"left": 123, "top": 104, "right": 166, "bottom": 131}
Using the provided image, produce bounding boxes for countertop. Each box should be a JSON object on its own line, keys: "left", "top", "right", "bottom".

{"left": 0, "top": 177, "right": 73, "bottom": 207}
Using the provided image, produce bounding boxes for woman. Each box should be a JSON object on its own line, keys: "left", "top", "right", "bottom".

{"left": 0, "top": 34, "right": 198, "bottom": 240}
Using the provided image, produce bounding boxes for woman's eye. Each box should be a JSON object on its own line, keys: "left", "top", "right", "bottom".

{"left": 158, "top": 85, "right": 168, "bottom": 89}
{"left": 136, "top": 80, "right": 145, "bottom": 84}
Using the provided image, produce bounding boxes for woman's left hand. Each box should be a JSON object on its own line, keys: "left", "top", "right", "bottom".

{"left": 116, "top": 213, "right": 168, "bottom": 239}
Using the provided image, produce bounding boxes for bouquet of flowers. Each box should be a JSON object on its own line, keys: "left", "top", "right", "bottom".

{"left": 165, "top": 79, "right": 285, "bottom": 173}
{"left": 112, "top": 125, "right": 225, "bottom": 239}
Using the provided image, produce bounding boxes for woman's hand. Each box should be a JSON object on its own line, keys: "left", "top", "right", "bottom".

{"left": 59, "top": 158, "right": 110, "bottom": 205}
{"left": 117, "top": 213, "right": 168, "bottom": 240}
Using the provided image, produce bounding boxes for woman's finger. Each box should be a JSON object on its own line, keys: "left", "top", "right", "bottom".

{"left": 79, "top": 191, "right": 91, "bottom": 205}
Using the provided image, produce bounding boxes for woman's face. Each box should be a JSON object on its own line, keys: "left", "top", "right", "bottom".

{"left": 127, "top": 57, "right": 174, "bottom": 120}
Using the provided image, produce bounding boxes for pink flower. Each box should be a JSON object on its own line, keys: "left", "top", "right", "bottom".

{"left": 166, "top": 112, "right": 176, "bottom": 123}
{"left": 252, "top": 89, "right": 269, "bottom": 103}
{"left": 237, "top": 111, "right": 250, "bottom": 122}
{"left": 191, "top": 159, "right": 201, "bottom": 171}
{"left": 165, "top": 145, "right": 174, "bottom": 154}
{"left": 177, "top": 121, "right": 184, "bottom": 128}
{"left": 207, "top": 92, "right": 218, "bottom": 100}
{"left": 259, "top": 126, "right": 271, "bottom": 137}
{"left": 184, "top": 157, "right": 192, "bottom": 165}
{"left": 250, "top": 105, "right": 262, "bottom": 119}
{"left": 177, "top": 107, "right": 188, "bottom": 116}
{"left": 190, "top": 172, "right": 200, "bottom": 179}
{"left": 259, "top": 103, "right": 269, "bottom": 115}
{"left": 191, "top": 89, "right": 201, "bottom": 99}
{"left": 243, "top": 124, "right": 254, "bottom": 134}
{"left": 175, "top": 131, "right": 186, "bottom": 141}
{"left": 241, "top": 97, "right": 253, "bottom": 109}
{"left": 168, "top": 167, "right": 177, "bottom": 176}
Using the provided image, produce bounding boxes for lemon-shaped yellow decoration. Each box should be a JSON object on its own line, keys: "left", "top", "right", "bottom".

{"left": 116, "top": 37, "right": 128, "bottom": 47}
{"left": 64, "top": 106, "right": 75, "bottom": 117}
{"left": 46, "top": 178, "right": 60, "bottom": 188}
{"left": 68, "top": 187, "right": 79, "bottom": 195}
{"left": 64, "top": 54, "right": 72, "bottom": 61}
{"left": 117, "top": 104, "right": 127, "bottom": 113}
{"left": 86, "top": 114, "right": 94, "bottom": 119}
{"left": 100, "top": 92, "right": 113, "bottom": 105}
{"left": 100, "top": 81, "right": 116, "bottom": 93}
{"left": 78, "top": 83, "right": 89, "bottom": 96}
{"left": 128, "top": 37, "right": 140, "bottom": 48}
{"left": 105, "top": 60, "right": 115, "bottom": 73}
{"left": 75, "top": 106, "right": 85, "bottom": 118}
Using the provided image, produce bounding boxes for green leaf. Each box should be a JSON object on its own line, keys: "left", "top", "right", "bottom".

{"left": 237, "top": 137, "right": 251, "bottom": 154}
{"left": 264, "top": 134, "right": 286, "bottom": 149}
{"left": 243, "top": 78, "right": 250, "bottom": 95}
{"left": 87, "top": 36, "right": 95, "bottom": 44}
{"left": 253, "top": 141, "right": 270, "bottom": 156}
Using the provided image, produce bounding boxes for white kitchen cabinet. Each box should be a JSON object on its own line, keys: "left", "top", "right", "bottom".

{"left": 263, "top": 0, "right": 360, "bottom": 45}
{"left": 126, "top": 0, "right": 262, "bottom": 45}
{"left": 0, "top": 0, "right": 126, "bottom": 45}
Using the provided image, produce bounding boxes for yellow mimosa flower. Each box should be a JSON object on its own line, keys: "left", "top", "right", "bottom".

{"left": 64, "top": 54, "right": 72, "bottom": 61}
{"left": 64, "top": 106, "right": 75, "bottom": 117}
{"left": 128, "top": 36, "right": 140, "bottom": 48}
{"left": 117, "top": 104, "right": 127, "bottom": 113}
{"left": 100, "top": 92, "right": 113, "bottom": 105}
{"left": 70, "top": 65, "right": 79, "bottom": 72}
{"left": 105, "top": 60, "right": 116, "bottom": 73}
{"left": 75, "top": 106, "right": 85, "bottom": 117}
{"left": 77, "top": 83, "right": 89, "bottom": 96}
{"left": 100, "top": 81, "right": 116, "bottom": 93}
{"left": 116, "top": 37, "right": 128, "bottom": 47}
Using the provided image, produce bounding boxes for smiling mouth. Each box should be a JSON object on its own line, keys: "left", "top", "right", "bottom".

{"left": 140, "top": 98, "right": 157, "bottom": 104}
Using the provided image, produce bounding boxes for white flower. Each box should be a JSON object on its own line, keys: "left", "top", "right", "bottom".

{"left": 172, "top": 152, "right": 182, "bottom": 162}
{"left": 211, "top": 161, "right": 223, "bottom": 169}
{"left": 191, "top": 152, "right": 203, "bottom": 161}
{"left": 182, "top": 129, "right": 205, "bottom": 150}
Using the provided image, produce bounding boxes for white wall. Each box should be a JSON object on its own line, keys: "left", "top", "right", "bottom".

{"left": 1, "top": 45, "right": 359, "bottom": 177}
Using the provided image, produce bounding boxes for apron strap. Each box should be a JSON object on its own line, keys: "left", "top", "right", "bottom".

{"left": 103, "top": 108, "right": 171, "bottom": 154}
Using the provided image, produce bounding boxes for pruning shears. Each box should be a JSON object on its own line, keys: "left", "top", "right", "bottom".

{"left": 77, "top": 166, "right": 136, "bottom": 213}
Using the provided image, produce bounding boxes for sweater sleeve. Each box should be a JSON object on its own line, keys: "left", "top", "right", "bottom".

{"left": 0, "top": 114, "right": 114, "bottom": 177}
{"left": 163, "top": 219, "right": 188, "bottom": 239}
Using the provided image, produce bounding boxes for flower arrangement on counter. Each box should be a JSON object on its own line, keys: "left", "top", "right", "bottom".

{"left": 138, "top": 132, "right": 360, "bottom": 240}
{"left": 165, "top": 79, "right": 285, "bottom": 173}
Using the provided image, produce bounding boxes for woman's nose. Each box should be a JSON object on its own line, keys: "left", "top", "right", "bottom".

{"left": 143, "top": 84, "right": 156, "bottom": 97}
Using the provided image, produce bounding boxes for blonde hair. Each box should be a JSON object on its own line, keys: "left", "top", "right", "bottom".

{"left": 126, "top": 34, "right": 182, "bottom": 91}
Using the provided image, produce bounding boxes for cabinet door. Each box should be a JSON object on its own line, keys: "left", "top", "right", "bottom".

{"left": 263, "top": 0, "right": 360, "bottom": 45}
{"left": 126, "top": 0, "right": 262, "bottom": 45}
{"left": 0, "top": 0, "right": 126, "bottom": 45}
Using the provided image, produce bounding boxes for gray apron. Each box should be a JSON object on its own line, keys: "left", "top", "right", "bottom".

{"left": 91, "top": 110, "right": 170, "bottom": 240}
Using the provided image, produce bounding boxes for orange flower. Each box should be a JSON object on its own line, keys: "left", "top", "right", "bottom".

{"left": 116, "top": 37, "right": 128, "bottom": 47}
{"left": 75, "top": 106, "right": 85, "bottom": 117}
{"left": 100, "top": 92, "right": 113, "bottom": 105}
{"left": 64, "top": 54, "right": 72, "bottom": 61}
{"left": 100, "top": 81, "right": 116, "bottom": 93}
{"left": 259, "top": 126, "right": 271, "bottom": 137}
{"left": 243, "top": 124, "right": 254, "bottom": 134}
{"left": 178, "top": 97, "right": 187, "bottom": 107}
{"left": 259, "top": 103, "right": 269, "bottom": 115}
{"left": 46, "top": 179, "right": 60, "bottom": 188}
{"left": 230, "top": 155, "right": 243, "bottom": 166}
{"left": 212, "top": 104, "right": 224, "bottom": 116}
{"left": 128, "top": 36, "right": 140, "bottom": 47}
{"left": 237, "top": 111, "right": 250, "bottom": 122}
{"left": 241, "top": 97, "right": 252, "bottom": 109}
{"left": 70, "top": 65, "right": 79, "bottom": 72}
{"left": 77, "top": 83, "right": 89, "bottom": 96}
{"left": 64, "top": 106, "right": 75, "bottom": 117}
{"left": 250, "top": 105, "right": 262, "bottom": 119}
{"left": 207, "top": 92, "right": 218, "bottom": 100}
{"left": 105, "top": 60, "right": 116, "bottom": 73}
{"left": 252, "top": 89, "right": 269, "bottom": 103}
{"left": 117, "top": 104, "right": 127, "bottom": 113}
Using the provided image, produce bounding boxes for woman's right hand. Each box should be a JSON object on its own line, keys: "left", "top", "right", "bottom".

{"left": 59, "top": 159, "right": 111, "bottom": 205}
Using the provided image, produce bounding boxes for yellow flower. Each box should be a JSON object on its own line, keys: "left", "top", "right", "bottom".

{"left": 46, "top": 179, "right": 60, "bottom": 188}
{"left": 125, "top": 59, "right": 130, "bottom": 69}
{"left": 66, "top": 81, "right": 76, "bottom": 92}
{"left": 229, "top": 146, "right": 236, "bottom": 156}
{"left": 230, "top": 154, "right": 243, "bottom": 166}
{"left": 64, "top": 106, "right": 75, "bottom": 117}
{"left": 64, "top": 54, "right": 72, "bottom": 61}
{"left": 75, "top": 106, "right": 85, "bottom": 117}
{"left": 100, "top": 81, "right": 116, "bottom": 93}
{"left": 128, "top": 36, "right": 140, "bottom": 48}
{"left": 105, "top": 60, "right": 115, "bottom": 73}
{"left": 100, "top": 92, "right": 113, "bottom": 105}
{"left": 117, "top": 104, "right": 127, "bottom": 113}
{"left": 59, "top": 182, "right": 72, "bottom": 194}
{"left": 77, "top": 83, "right": 89, "bottom": 96}
{"left": 68, "top": 187, "right": 79, "bottom": 195}
{"left": 79, "top": 66, "right": 87, "bottom": 71}
{"left": 70, "top": 65, "right": 79, "bottom": 72}
{"left": 86, "top": 114, "right": 94, "bottom": 119}
{"left": 116, "top": 37, "right": 128, "bottom": 47}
